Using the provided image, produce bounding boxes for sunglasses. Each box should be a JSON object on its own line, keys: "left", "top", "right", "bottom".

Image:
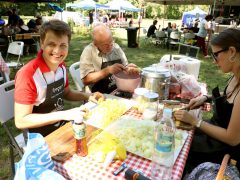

{"left": 211, "top": 48, "right": 228, "bottom": 62}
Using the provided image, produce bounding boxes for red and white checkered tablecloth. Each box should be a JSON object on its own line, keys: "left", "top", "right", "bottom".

{"left": 53, "top": 108, "right": 194, "bottom": 180}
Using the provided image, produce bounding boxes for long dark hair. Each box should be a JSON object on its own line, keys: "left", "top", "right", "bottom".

{"left": 211, "top": 28, "right": 240, "bottom": 51}
{"left": 211, "top": 28, "right": 240, "bottom": 98}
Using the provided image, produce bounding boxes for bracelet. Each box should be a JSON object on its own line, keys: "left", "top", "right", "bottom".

{"left": 196, "top": 119, "right": 203, "bottom": 128}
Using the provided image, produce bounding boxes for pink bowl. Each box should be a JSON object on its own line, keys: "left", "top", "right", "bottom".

{"left": 113, "top": 71, "right": 141, "bottom": 93}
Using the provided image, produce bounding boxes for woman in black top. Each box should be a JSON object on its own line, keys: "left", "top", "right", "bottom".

{"left": 174, "top": 28, "right": 240, "bottom": 172}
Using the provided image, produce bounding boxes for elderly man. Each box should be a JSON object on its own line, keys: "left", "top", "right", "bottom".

{"left": 80, "top": 23, "right": 138, "bottom": 94}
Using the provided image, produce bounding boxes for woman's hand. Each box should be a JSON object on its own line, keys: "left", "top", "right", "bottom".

{"left": 88, "top": 92, "right": 105, "bottom": 103}
{"left": 185, "top": 95, "right": 207, "bottom": 110}
{"left": 174, "top": 110, "right": 197, "bottom": 126}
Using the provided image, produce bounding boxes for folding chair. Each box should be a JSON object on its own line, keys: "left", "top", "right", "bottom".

{"left": 178, "top": 43, "right": 189, "bottom": 55}
{"left": 142, "top": 28, "right": 153, "bottom": 45}
{"left": 69, "top": 62, "right": 85, "bottom": 92}
{"left": 5, "top": 41, "right": 24, "bottom": 69}
{"left": 188, "top": 45, "right": 200, "bottom": 58}
{"left": 0, "top": 80, "right": 26, "bottom": 176}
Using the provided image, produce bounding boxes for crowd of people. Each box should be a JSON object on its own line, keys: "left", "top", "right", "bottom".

{"left": 0, "top": 9, "right": 44, "bottom": 55}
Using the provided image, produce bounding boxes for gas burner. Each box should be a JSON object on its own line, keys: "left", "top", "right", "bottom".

{"left": 114, "top": 90, "right": 132, "bottom": 98}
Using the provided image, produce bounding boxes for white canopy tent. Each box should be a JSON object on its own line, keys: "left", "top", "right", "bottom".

{"left": 66, "top": 0, "right": 109, "bottom": 21}
{"left": 105, "top": 0, "right": 141, "bottom": 12}
{"left": 182, "top": 7, "right": 207, "bottom": 27}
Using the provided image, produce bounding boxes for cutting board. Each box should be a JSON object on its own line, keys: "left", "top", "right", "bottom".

{"left": 45, "top": 122, "right": 98, "bottom": 162}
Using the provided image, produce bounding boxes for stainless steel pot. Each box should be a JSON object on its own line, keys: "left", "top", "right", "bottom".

{"left": 140, "top": 67, "right": 171, "bottom": 100}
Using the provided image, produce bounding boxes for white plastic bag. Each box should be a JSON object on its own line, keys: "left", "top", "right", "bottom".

{"left": 14, "top": 133, "right": 65, "bottom": 180}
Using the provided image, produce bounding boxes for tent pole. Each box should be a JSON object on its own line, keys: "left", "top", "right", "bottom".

{"left": 212, "top": 0, "right": 216, "bottom": 16}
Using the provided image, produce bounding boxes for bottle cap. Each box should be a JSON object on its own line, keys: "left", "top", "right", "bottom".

{"left": 74, "top": 115, "right": 83, "bottom": 124}
{"left": 143, "top": 92, "right": 159, "bottom": 102}
{"left": 163, "top": 108, "right": 172, "bottom": 118}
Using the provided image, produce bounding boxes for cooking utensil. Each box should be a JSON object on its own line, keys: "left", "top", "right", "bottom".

{"left": 141, "top": 67, "right": 171, "bottom": 100}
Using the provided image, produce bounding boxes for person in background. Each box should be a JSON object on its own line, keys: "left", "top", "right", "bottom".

{"left": 89, "top": 10, "right": 93, "bottom": 25}
{"left": 171, "top": 23, "right": 178, "bottom": 32}
{"left": 8, "top": 8, "right": 20, "bottom": 27}
{"left": 14, "top": 20, "right": 104, "bottom": 137}
{"left": 147, "top": 19, "right": 158, "bottom": 38}
{"left": 162, "top": 22, "right": 172, "bottom": 37}
{"left": 174, "top": 28, "right": 240, "bottom": 173}
{"left": 80, "top": 23, "right": 139, "bottom": 94}
{"left": 196, "top": 14, "right": 213, "bottom": 58}
{"left": 18, "top": 19, "right": 35, "bottom": 55}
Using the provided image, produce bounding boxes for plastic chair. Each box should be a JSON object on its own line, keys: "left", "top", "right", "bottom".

{"left": 169, "top": 31, "right": 180, "bottom": 50}
{"left": 5, "top": 41, "right": 24, "bottom": 69}
{"left": 142, "top": 28, "right": 153, "bottom": 45}
{"left": 69, "top": 62, "right": 85, "bottom": 91}
{"left": 0, "top": 80, "right": 26, "bottom": 176}
{"left": 155, "top": 30, "right": 167, "bottom": 48}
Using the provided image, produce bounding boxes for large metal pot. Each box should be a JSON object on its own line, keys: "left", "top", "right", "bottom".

{"left": 141, "top": 67, "right": 171, "bottom": 100}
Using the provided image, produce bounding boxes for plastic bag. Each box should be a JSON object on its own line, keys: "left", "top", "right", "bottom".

{"left": 88, "top": 130, "right": 127, "bottom": 163}
{"left": 186, "top": 162, "right": 240, "bottom": 180}
{"left": 176, "top": 72, "right": 201, "bottom": 99}
{"left": 14, "top": 133, "right": 65, "bottom": 180}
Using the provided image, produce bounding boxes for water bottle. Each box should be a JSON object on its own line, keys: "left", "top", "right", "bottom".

{"left": 151, "top": 108, "right": 175, "bottom": 180}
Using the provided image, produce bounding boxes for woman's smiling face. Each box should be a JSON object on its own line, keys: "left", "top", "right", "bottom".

{"left": 40, "top": 30, "right": 69, "bottom": 70}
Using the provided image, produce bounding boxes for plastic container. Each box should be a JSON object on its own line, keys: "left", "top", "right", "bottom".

{"left": 72, "top": 116, "right": 88, "bottom": 157}
{"left": 151, "top": 108, "right": 175, "bottom": 180}
{"left": 142, "top": 92, "right": 159, "bottom": 121}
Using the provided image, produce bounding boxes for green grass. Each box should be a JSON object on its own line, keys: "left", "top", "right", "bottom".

{"left": 0, "top": 23, "right": 229, "bottom": 179}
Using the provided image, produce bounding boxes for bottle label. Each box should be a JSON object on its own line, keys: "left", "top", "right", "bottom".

{"left": 156, "top": 126, "right": 174, "bottom": 153}
{"left": 73, "top": 123, "right": 86, "bottom": 140}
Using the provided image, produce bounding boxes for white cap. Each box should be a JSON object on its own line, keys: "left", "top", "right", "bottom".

{"left": 74, "top": 115, "right": 83, "bottom": 124}
{"left": 134, "top": 88, "right": 149, "bottom": 96}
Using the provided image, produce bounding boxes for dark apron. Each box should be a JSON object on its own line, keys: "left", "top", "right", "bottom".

{"left": 189, "top": 82, "right": 240, "bottom": 169}
{"left": 91, "top": 59, "right": 121, "bottom": 94}
{"left": 29, "top": 68, "right": 66, "bottom": 137}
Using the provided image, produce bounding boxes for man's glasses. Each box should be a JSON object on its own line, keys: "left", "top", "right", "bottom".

{"left": 211, "top": 48, "right": 228, "bottom": 62}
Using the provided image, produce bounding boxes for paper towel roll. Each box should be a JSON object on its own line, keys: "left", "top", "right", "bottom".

{"left": 179, "top": 57, "right": 201, "bottom": 80}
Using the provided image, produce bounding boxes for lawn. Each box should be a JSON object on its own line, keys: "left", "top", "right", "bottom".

{"left": 0, "top": 22, "right": 229, "bottom": 179}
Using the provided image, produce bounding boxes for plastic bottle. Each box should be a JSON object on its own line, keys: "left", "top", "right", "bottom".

{"left": 151, "top": 108, "right": 175, "bottom": 180}
{"left": 72, "top": 116, "right": 88, "bottom": 157}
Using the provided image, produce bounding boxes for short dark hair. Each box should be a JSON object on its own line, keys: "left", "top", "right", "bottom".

{"left": 153, "top": 20, "right": 158, "bottom": 24}
{"left": 205, "top": 15, "right": 213, "bottom": 21}
{"left": 40, "top": 19, "right": 71, "bottom": 43}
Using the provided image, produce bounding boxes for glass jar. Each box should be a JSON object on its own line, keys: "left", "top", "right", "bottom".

{"left": 132, "top": 88, "right": 149, "bottom": 113}
{"left": 142, "top": 92, "right": 159, "bottom": 121}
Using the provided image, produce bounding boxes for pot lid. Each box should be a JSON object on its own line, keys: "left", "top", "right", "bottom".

{"left": 142, "top": 66, "right": 170, "bottom": 78}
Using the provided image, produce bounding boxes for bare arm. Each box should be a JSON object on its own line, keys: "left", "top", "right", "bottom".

{"left": 82, "top": 63, "right": 126, "bottom": 85}
{"left": 174, "top": 93, "right": 240, "bottom": 146}
{"left": 14, "top": 103, "right": 84, "bottom": 129}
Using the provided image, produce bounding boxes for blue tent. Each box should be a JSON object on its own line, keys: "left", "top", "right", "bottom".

{"left": 182, "top": 7, "right": 207, "bottom": 27}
